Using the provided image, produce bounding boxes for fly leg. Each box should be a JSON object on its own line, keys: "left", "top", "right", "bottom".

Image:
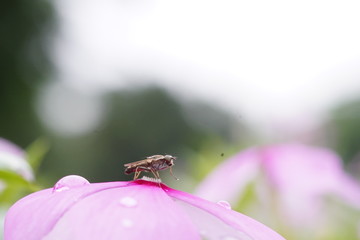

{"left": 150, "top": 168, "right": 162, "bottom": 187}
{"left": 155, "top": 170, "right": 161, "bottom": 179}
{"left": 150, "top": 168, "right": 160, "bottom": 180}
{"left": 169, "top": 166, "right": 179, "bottom": 180}
{"left": 134, "top": 167, "right": 141, "bottom": 180}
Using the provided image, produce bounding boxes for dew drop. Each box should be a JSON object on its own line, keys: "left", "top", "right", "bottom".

{"left": 53, "top": 175, "right": 90, "bottom": 192}
{"left": 217, "top": 200, "right": 232, "bottom": 210}
{"left": 199, "top": 230, "right": 208, "bottom": 238}
{"left": 121, "top": 218, "right": 134, "bottom": 228}
{"left": 119, "top": 196, "right": 138, "bottom": 208}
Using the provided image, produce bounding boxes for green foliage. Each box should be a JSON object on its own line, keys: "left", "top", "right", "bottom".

{"left": 329, "top": 98, "right": 360, "bottom": 163}
{"left": 0, "top": 170, "right": 39, "bottom": 206}
{"left": 234, "top": 180, "right": 257, "bottom": 211}
{"left": 26, "top": 137, "right": 49, "bottom": 174}
{"left": 0, "top": 138, "right": 47, "bottom": 206}
{"left": 39, "top": 86, "right": 243, "bottom": 183}
{"left": 0, "top": 0, "right": 53, "bottom": 146}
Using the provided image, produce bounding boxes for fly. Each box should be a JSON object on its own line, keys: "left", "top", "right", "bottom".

{"left": 124, "top": 154, "right": 179, "bottom": 181}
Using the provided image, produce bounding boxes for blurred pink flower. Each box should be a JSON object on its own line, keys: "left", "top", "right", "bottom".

{"left": 5, "top": 175, "right": 285, "bottom": 240}
{"left": 0, "top": 138, "right": 33, "bottom": 181}
{"left": 195, "top": 144, "right": 360, "bottom": 229}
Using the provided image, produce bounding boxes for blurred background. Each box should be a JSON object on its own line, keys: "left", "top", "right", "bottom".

{"left": 2, "top": 0, "right": 360, "bottom": 184}
{"left": 1, "top": 0, "right": 360, "bottom": 239}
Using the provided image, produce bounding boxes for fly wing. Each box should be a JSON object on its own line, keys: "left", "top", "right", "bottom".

{"left": 124, "top": 155, "right": 165, "bottom": 167}
{"left": 124, "top": 159, "right": 148, "bottom": 167}
{"left": 146, "top": 155, "right": 164, "bottom": 160}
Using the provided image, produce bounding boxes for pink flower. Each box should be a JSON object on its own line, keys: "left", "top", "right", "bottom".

{"left": 195, "top": 144, "right": 360, "bottom": 231}
{"left": 5, "top": 175, "right": 285, "bottom": 240}
{"left": 0, "top": 138, "right": 33, "bottom": 181}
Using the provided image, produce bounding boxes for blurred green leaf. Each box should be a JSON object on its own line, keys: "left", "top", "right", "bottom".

{"left": 0, "top": 170, "right": 27, "bottom": 185}
{"left": 0, "top": 170, "right": 40, "bottom": 190}
{"left": 26, "top": 137, "right": 49, "bottom": 174}
{"left": 0, "top": 170, "right": 41, "bottom": 205}
{"left": 234, "top": 181, "right": 256, "bottom": 211}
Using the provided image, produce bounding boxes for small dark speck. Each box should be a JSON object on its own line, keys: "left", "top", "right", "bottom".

{"left": 221, "top": 153, "right": 224, "bottom": 157}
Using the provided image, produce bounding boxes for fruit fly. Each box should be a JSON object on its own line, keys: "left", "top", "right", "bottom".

{"left": 124, "top": 154, "right": 179, "bottom": 180}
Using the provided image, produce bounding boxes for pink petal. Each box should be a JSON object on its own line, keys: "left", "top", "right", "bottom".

{"left": 333, "top": 174, "right": 360, "bottom": 209}
{"left": 4, "top": 177, "right": 127, "bottom": 240}
{"left": 167, "top": 186, "right": 286, "bottom": 240}
{"left": 44, "top": 180, "right": 200, "bottom": 240}
{"left": 195, "top": 143, "right": 360, "bottom": 230}
{"left": 0, "top": 138, "right": 33, "bottom": 181}
{"left": 261, "top": 144, "right": 360, "bottom": 225}
{"left": 261, "top": 144, "right": 343, "bottom": 195}
{"left": 195, "top": 148, "right": 260, "bottom": 203}
{"left": 5, "top": 178, "right": 200, "bottom": 240}
{"left": 0, "top": 138, "right": 25, "bottom": 157}
{"left": 6, "top": 176, "right": 285, "bottom": 240}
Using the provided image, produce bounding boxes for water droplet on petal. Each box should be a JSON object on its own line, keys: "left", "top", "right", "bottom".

{"left": 53, "top": 175, "right": 90, "bottom": 192}
{"left": 217, "top": 200, "right": 232, "bottom": 210}
{"left": 199, "top": 230, "right": 208, "bottom": 238}
{"left": 121, "top": 218, "right": 134, "bottom": 228}
{"left": 119, "top": 196, "right": 138, "bottom": 208}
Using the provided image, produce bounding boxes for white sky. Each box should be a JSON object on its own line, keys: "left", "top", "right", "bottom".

{"left": 48, "top": 0, "right": 360, "bottom": 137}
